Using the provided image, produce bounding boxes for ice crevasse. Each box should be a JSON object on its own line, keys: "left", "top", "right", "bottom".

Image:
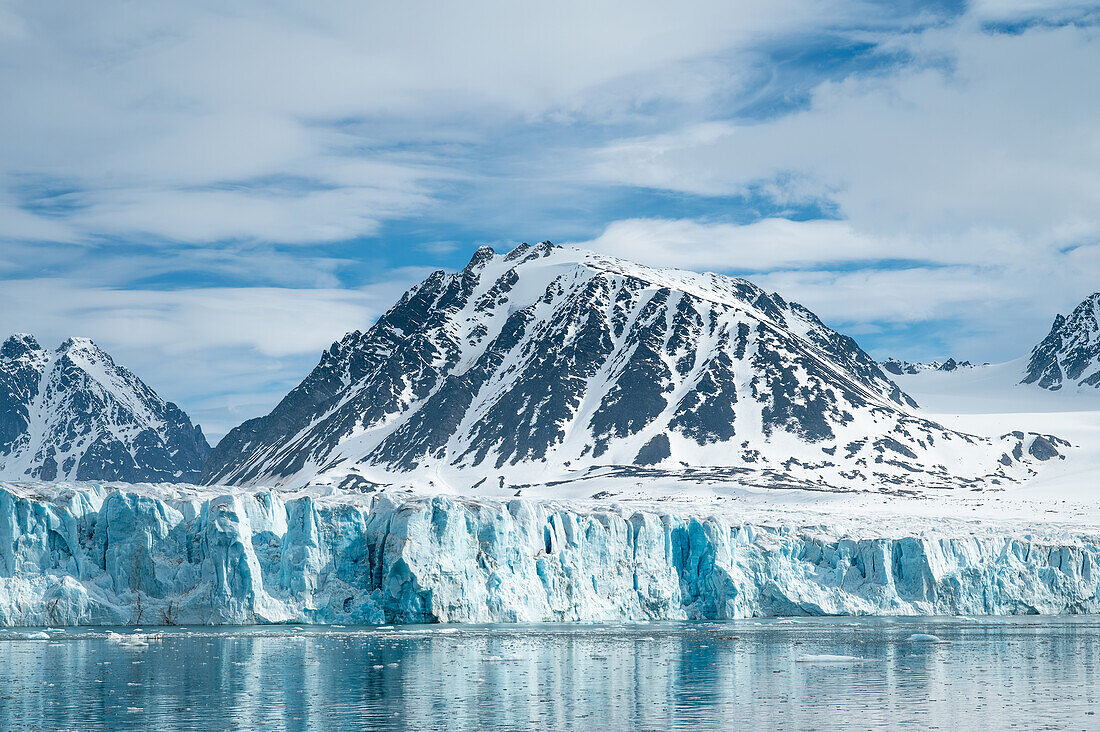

{"left": 0, "top": 484, "right": 1097, "bottom": 626}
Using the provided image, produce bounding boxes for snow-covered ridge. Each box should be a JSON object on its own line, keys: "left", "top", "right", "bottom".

{"left": 203, "top": 243, "right": 1064, "bottom": 493}
{"left": 1, "top": 481, "right": 1097, "bottom": 626}
{"left": 0, "top": 335, "right": 210, "bottom": 482}
{"left": 1024, "top": 292, "right": 1100, "bottom": 390}
{"left": 881, "top": 358, "right": 984, "bottom": 376}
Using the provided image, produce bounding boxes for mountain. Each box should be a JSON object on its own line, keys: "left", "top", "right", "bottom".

{"left": 881, "top": 358, "right": 981, "bottom": 376}
{"left": 203, "top": 243, "right": 1062, "bottom": 492}
{"left": 0, "top": 335, "right": 211, "bottom": 482}
{"left": 1022, "top": 293, "right": 1100, "bottom": 390}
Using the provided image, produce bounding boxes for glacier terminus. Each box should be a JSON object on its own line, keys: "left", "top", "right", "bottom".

{"left": 1, "top": 480, "right": 1097, "bottom": 627}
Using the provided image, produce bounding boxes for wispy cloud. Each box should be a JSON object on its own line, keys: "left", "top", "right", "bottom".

{"left": 577, "top": 9, "right": 1100, "bottom": 359}
{"left": 0, "top": 0, "right": 886, "bottom": 246}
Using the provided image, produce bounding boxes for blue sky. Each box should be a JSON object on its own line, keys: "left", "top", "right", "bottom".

{"left": 1, "top": 0, "right": 1100, "bottom": 439}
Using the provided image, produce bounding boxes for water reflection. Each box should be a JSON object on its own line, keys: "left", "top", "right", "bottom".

{"left": 0, "top": 617, "right": 1097, "bottom": 731}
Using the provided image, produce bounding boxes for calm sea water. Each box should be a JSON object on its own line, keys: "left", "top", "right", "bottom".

{"left": 0, "top": 617, "right": 1097, "bottom": 731}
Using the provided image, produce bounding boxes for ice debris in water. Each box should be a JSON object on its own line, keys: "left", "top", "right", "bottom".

{"left": 795, "top": 655, "right": 865, "bottom": 664}
{"left": 106, "top": 631, "right": 161, "bottom": 647}
{"left": 907, "top": 633, "right": 947, "bottom": 643}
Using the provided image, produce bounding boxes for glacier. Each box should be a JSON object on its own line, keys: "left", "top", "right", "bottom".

{"left": 1, "top": 482, "right": 1097, "bottom": 627}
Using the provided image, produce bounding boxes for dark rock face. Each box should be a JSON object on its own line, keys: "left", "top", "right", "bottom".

{"left": 0, "top": 335, "right": 210, "bottom": 482}
{"left": 1023, "top": 294, "right": 1100, "bottom": 390}
{"left": 201, "top": 244, "right": 1047, "bottom": 490}
{"left": 0, "top": 334, "right": 48, "bottom": 456}
{"left": 634, "top": 434, "right": 671, "bottom": 465}
{"left": 1027, "top": 435, "right": 1065, "bottom": 461}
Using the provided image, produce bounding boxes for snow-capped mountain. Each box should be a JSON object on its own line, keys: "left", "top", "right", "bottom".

{"left": 881, "top": 358, "right": 981, "bottom": 376}
{"left": 0, "top": 335, "right": 210, "bottom": 482}
{"left": 203, "top": 243, "right": 1062, "bottom": 492}
{"left": 1022, "top": 293, "right": 1100, "bottom": 390}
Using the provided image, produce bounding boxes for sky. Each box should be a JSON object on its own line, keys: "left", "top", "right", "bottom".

{"left": 1, "top": 0, "right": 1099, "bottom": 441}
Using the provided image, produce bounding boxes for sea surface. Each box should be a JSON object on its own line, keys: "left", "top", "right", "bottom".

{"left": 0, "top": 616, "right": 1097, "bottom": 731}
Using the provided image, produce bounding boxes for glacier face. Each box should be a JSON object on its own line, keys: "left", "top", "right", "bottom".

{"left": 1, "top": 483, "right": 1097, "bottom": 627}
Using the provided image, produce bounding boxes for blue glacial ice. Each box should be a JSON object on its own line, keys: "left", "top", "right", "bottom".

{"left": 0, "top": 483, "right": 1097, "bottom": 626}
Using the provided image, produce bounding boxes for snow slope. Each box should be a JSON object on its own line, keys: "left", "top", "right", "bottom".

{"left": 203, "top": 243, "right": 1062, "bottom": 493}
{"left": 886, "top": 359, "right": 1100, "bottom": 500}
{"left": 0, "top": 335, "right": 210, "bottom": 482}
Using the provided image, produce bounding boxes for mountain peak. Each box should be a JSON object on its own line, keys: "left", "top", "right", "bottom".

{"left": 57, "top": 336, "right": 100, "bottom": 352}
{"left": 61, "top": 335, "right": 121, "bottom": 356}
{"left": 0, "top": 333, "right": 210, "bottom": 482}
{"left": 1, "top": 333, "right": 45, "bottom": 360}
{"left": 204, "top": 245, "right": 1049, "bottom": 492}
{"left": 882, "top": 357, "right": 980, "bottom": 375}
{"left": 464, "top": 245, "right": 497, "bottom": 271}
{"left": 1022, "top": 294, "right": 1100, "bottom": 390}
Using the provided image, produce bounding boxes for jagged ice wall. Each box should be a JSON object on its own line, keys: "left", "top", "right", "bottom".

{"left": 1, "top": 485, "right": 1097, "bottom": 626}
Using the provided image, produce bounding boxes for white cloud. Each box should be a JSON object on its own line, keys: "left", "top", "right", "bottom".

{"left": 575, "top": 217, "right": 891, "bottom": 272}
{"left": 591, "top": 22, "right": 1100, "bottom": 243}
{"left": 0, "top": 0, "right": 878, "bottom": 244}
{"left": 68, "top": 185, "right": 428, "bottom": 243}
{"left": 579, "top": 16, "right": 1100, "bottom": 359}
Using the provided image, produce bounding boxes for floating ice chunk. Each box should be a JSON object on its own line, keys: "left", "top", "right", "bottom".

{"left": 907, "top": 633, "right": 947, "bottom": 643}
{"left": 20, "top": 631, "right": 50, "bottom": 640}
{"left": 796, "top": 654, "right": 865, "bottom": 663}
{"left": 107, "top": 632, "right": 150, "bottom": 647}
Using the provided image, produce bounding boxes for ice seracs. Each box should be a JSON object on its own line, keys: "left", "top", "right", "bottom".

{"left": 202, "top": 243, "right": 1062, "bottom": 493}
{"left": 0, "top": 335, "right": 210, "bottom": 482}
{"left": 1, "top": 481, "right": 1097, "bottom": 626}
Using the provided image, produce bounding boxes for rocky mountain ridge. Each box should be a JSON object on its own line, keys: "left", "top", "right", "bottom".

{"left": 0, "top": 334, "right": 210, "bottom": 482}
{"left": 881, "top": 358, "right": 983, "bottom": 376}
{"left": 201, "top": 243, "right": 1062, "bottom": 492}
{"left": 1023, "top": 292, "right": 1100, "bottom": 390}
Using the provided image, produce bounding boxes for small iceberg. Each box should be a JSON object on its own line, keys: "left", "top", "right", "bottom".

{"left": 796, "top": 654, "right": 865, "bottom": 664}
{"left": 106, "top": 632, "right": 155, "bottom": 647}
{"left": 907, "top": 633, "right": 948, "bottom": 643}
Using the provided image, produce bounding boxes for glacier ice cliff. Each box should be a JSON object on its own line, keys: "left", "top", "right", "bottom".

{"left": 0, "top": 483, "right": 1097, "bottom": 626}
